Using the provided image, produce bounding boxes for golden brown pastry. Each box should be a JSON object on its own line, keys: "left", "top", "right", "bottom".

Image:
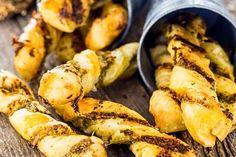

{"left": 0, "top": 70, "right": 107, "bottom": 157}
{"left": 71, "top": 98, "right": 195, "bottom": 157}
{"left": 38, "top": 43, "right": 139, "bottom": 112}
{"left": 149, "top": 45, "right": 185, "bottom": 133}
{"left": 201, "top": 39, "right": 234, "bottom": 81}
{"left": 55, "top": 30, "right": 85, "bottom": 62}
{"left": 168, "top": 35, "right": 232, "bottom": 147}
{"left": 38, "top": 0, "right": 91, "bottom": 32}
{"left": 165, "top": 24, "right": 202, "bottom": 46}
{"left": 39, "top": 92, "right": 195, "bottom": 156}
{"left": 12, "top": 13, "right": 62, "bottom": 81}
{"left": 39, "top": 84, "right": 195, "bottom": 156}
{"left": 215, "top": 74, "right": 236, "bottom": 130}
{"left": 150, "top": 15, "right": 235, "bottom": 147}
{"left": 119, "top": 59, "right": 138, "bottom": 79}
{"left": 37, "top": 41, "right": 195, "bottom": 156}
{"left": 85, "top": 3, "right": 128, "bottom": 50}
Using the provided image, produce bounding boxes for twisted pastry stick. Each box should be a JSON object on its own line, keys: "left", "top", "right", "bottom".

{"left": 0, "top": 70, "right": 107, "bottom": 157}
{"left": 215, "top": 75, "right": 236, "bottom": 130}
{"left": 12, "top": 13, "right": 62, "bottom": 81}
{"left": 85, "top": 3, "right": 128, "bottom": 50}
{"left": 38, "top": 43, "right": 195, "bottom": 156}
{"left": 150, "top": 16, "right": 236, "bottom": 143}
{"left": 12, "top": 12, "right": 92, "bottom": 81}
{"left": 71, "top": 98, "right": 195, "bottom": 157}
{"left": 38, "top": 0, "right": 92, "bottom": 32}
{"left": 39, "top": 42, "right": 139, "bottom": 115}
{"left": 149, "top": 45, "right": 186, "bottom": 133}
{"left": 149, "top": 16, "right": 207, "bottom": 133}
{"left": 167, "top": 24, "right": 232, "bottom": 147}
{"left": 201, "top": 39, "right": 234, "bottom": 81}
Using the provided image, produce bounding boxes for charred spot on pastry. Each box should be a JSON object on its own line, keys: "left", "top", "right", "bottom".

{"left": 71, "top": 0, "right": 85, "bottom": 24}
{"left": 72, "top": 94, "right": 82, "bottom": 112}
{"left": 176, "top": 52, "right": 215, "bottom": 87}
{"left": 121, "top": 129, "right": 134, "bottom": 136}
{"left": 217, "top": 92, "right": 236, "bottom": 104}
{"left": 40, "top": 21, "right": 52, "bottom": 51}
{"left": 210, "top": 63, "right": 231, "bottom": 80}
{"left": 158, "top": 63, "right": 174, "bottom": 70}
{"left": 157, "top": 149, "right": 171, "bottom": 157}
{"left": 12, "top": 37, "right": 24, "bottom": 56}
{"left": 160, "top": 87, "right": 213, "bottom": 107}
{"left": 87, "top": 111, "right": 150, "bottom": 126}
{"left": 29, "top": 48, "right": 35, "bottom": 57}
{"left": 139, "top": 135, "right": 191, "bottom": 154}
{"left": 59, "top": 0, "right": 85, "bottom": 24}
{"left": 59, "top": 63, "right": 80, "bottom": 76}
{"left": 64, "top": 138, "right": 93, "bottom": 156}
{"left": 160, "top": 87, "right": 181, "bottom": 104}
{"left": 121, "top": 129, "right": 191, "bottom": 154}
{"left": 59, "top": 1, "right": 70, "bottom": 21}
{"left": 67, "top": 94, "right": 73, "bottom": 99}
{"left": 6, "top": 99, "right": 29, "bottom": 116}
{"left": 96, "top": 53, "right": 115, "bottom": 87}
{"left": 30, "top": 124, "right": 72, "bottom": 146}
{"left": 222, "top": 109, "right": 233, "bottom": 120}
{"left": 1, "top": 78, "right": 32, "bottom": 96}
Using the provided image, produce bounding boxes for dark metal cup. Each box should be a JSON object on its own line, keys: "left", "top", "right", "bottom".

{"left": 137, "top": 0, "right": 236, "bottom": 93}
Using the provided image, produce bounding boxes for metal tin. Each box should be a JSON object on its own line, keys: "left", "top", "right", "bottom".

{"left": 137, "top": 0, "right": 236, "bottom": 93}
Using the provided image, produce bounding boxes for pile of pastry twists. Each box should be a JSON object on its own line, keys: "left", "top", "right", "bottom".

{"left": 0, "top": 70, "right": 107, "bottom": 157}
{"left": 1, "top": 66, "right": 195, "bottom": 156}
{"left": 149, "top": 14, "right": 236, "bottom": 147}
{"left": 13, "top": 0, "right": 128, "bottom": 81}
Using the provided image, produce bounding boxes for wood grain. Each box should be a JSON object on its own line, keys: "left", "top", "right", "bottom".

{"left": 0, "top": 1, "right": 236, "bottom": 157}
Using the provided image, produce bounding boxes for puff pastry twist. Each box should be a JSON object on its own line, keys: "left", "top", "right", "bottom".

{"left": 0, "top": 70, "right": 107, "bottom": 157}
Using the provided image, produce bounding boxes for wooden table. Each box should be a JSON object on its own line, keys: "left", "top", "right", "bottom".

{"left": 1, "top": 1, "right": 236, "bottom": 156}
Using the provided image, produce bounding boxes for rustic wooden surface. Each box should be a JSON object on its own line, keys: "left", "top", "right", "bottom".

{"left": 1, "top": 0, "right": 236, "bottom": 157}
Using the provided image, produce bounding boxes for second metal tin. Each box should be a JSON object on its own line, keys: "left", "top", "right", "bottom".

{"left": 137, "top": 0, "right": 236, "bottom": 93}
